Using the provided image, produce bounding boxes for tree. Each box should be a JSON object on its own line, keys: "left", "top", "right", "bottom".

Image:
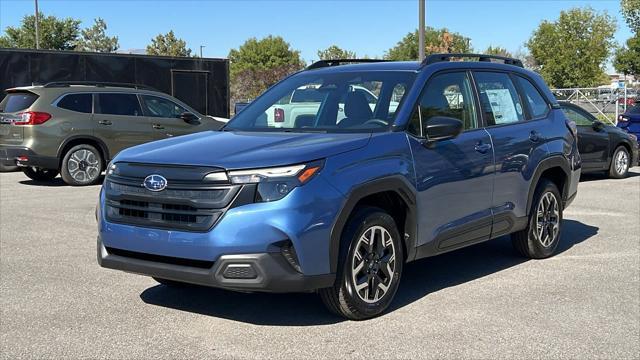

{"left": 228, "top": 36, "right": 304, "bottom": 103}
{"left": 484, "top": 45, "right": 512, "bottom": 58}
{"left": 0, "top": 12, "right": 80, "bottom": 50}
{"left": 317, "top": 45, "right": 356, "bottom": 60}
{"left": 621, "top": 0, "right": 640, "bottom": 33}
{"left": 146, "top": 31, "right": 191, "bottom": 57}
{"left": 74, "top": 18, "right": 118, "bottom": 53}
{"left": 614, "top": 35, "right": 640, "bottom": 76}
{"left": 385, "top": 27, "right": 471, "bottom": 61}
{"left": 527, "top": 7, "right": 616, "bottom": 88}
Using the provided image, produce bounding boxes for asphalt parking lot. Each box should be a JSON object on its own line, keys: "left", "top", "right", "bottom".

{"left": 1, "top": 169, "right": 639, "bottom": 359}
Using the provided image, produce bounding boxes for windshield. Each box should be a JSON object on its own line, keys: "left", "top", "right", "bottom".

{"left": 226, "top": 71, "right": 415, "bottom": 132}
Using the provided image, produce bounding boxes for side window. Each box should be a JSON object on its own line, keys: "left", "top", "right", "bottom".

{"left": 57, "top": 94, "right": 92, "bottom": 113}
{"left": 515, "top": 76, "right": 549, "bottom": 119}
{"left": 96, "top": 93, "right": 142, "bottom": 116}
{"left": 408, "top": 71, "right": 478, "bottom": 137}
{"left": 141, "top": 95, "right": 189, "bottom": 118}
{"left": 474, "top": 72, "right": 525, "bottom": 126}
{"left": 563, "top": 106, "right": 593, "bottom": 126}
{"left": 355, "top": 88, "right": 377, "bottom": 104}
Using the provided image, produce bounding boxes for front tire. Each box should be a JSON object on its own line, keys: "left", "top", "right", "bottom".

{"left": 609, "top": 146, "right": 630, "bottom": 179}
{"left": 512, "top": 180, "right": 563, "bottom": 259}
{"left": 319, "top": 207, "right": 403, "bottom": 320}
{"left": 60, "top": 144, "right": 104, "bottom": 186}
{"left": 22, "top": 167, "right": 59, "bottom": 181}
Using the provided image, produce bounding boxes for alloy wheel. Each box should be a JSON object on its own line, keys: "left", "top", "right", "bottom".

{"left": 535, "top": 192, "right": 560, "bottom": 248}
{"left": 67, "top": 149, "right": 100, "bottom": 183}
{"left": 615, "top": 150, "right": 629, "bottom": 175}
{"left": 351, "top": 225, "right": 396, "bottom": 303}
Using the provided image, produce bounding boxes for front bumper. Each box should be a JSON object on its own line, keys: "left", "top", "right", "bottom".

{"left": 0, "top": 145, "right": 58, "bottom": 169}
{"left": 98, "top": 236, "right": 334, "bottom": 292}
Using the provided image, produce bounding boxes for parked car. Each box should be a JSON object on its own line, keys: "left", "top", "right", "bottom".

{"left": 617, "top": 102, "right": 640, "bottom": 140}
{"left": 97, "top": 55, "right": 580, "bottom": 320}
{"left": 560, "top": 102, "right": 638, "bottom": 177}
{"left": 0, "top": 82, "right": 226, "bottom": 185}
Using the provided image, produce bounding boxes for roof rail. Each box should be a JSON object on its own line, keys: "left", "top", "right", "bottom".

{"left": 42, "top": 81, "right": 157, "bottom": 91}
{"left": 306, "top": 59, "right": 390, "bottom": 70}
{"left": 422, "top": 53, "right": 524, "bottom": 68}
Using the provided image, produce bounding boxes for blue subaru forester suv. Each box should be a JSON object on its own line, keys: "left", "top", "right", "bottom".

{"left": 98, "top": 54, "right": 580, "bottom": 320}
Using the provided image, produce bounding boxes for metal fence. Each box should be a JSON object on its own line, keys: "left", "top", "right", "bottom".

{"left": 551, "top": 87, "right": 637, "bottom": 125}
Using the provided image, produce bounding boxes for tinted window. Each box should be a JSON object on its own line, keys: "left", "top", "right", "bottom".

{"left": 628, "top": 105, "right": 640, "bottom": 114}
{"left": 290, "top": 89, "right": 325, "bottom": 103}
{"left": 57, "top": 94, "right": 92, "bottom": 113}
{"left": 96, "top": 93, "right": 142, "bottom": 116}
{"left": 515, "top": 76, "right": 549, "bottom": 119}
{"left": 474, "top": 72, "right": 525, "bottom": 125}
{"left": 562, "top": 106, "right": 594, "bottom": 126}
{"left": 141, "top": 95, "right": 189, "bottom": 118}
{"left": 408, "top": 71, "right": 478, "bottom": 136}
{"left": 0, "top": 92, "right": 38, "bottom": 113}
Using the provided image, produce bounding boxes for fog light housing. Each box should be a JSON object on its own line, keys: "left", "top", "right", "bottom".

{"left": 221, "top": 264, "right": 258, "bottom": 279}
{"left": 281, "top": 241, "right": 302, "bottom": 273}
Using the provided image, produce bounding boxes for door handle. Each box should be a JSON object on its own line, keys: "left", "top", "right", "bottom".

{"left": 98, "top": 120, "right": 112, "bottom": 126}
{"left": 474, "top": 142, "right": 492, "bottom": 154}
{"left": 529, "top": 130, "right": 541, "bottom": 142}
{"left": 152, "top": 124, "right": 165, "bottom": 130}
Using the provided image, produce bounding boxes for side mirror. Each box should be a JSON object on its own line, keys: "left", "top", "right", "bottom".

{"left": 423, "top": 116, "right": 463, "bottom": 146}
{"left": 592, "top": 120, "right": 605, "bottom": 131}
{"left": 180, "top": 112, "right": 199, "bottom": 123}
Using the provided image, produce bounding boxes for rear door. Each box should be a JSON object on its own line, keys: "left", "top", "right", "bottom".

{"left": 94, "top": 93, "right": 153, "bottom": 156}
{"left": 408, "top": 71, "right": 495, "bottom": 252}
{"left": 478, "top": 72, "right": 552, "bottom": 233}
{"left": 139, "top": 94, "right": 207, "bottom": 139}
{"left": 563, "top": 105, "right": 609, "bottom": 170}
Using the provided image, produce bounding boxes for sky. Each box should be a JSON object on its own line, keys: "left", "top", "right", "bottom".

{"left": 0, "top": 0, "right": 634, "bottom": 65}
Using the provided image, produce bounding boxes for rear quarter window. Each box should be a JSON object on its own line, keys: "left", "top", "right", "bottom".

{"left": 0, "top": 92, "right": 39, "bottom": 113}
{"left": 57, "top": 93, "right": 92, "bottom": 113}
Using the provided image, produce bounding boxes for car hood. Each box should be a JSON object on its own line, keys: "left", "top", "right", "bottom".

{"left": 114, "top": 130, "right": 371, "bottom": 169}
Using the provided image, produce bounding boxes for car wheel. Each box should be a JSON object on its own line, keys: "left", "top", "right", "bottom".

{"left": 512, "top": 180, "right": 563, "bottom": 259}
{"left": 153, "top": 277, "right": 190, "bottom": 287}
{"left": 61, "top": 144, "right": 103, "bottom": 186}
{"left": 609, "top": 146, "right": 630, "bottom": 179}
{"left": 22, "top": 167, "right": 59, "bottom": 181}
{"left": 319, "top": 207, "right": 403, "bottom": 320}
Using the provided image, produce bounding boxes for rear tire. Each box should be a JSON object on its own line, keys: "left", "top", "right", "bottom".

{"left": 22, "top": 167, "right": 59, "bottom": 181}
{"left": 609, "top": 146, "right": 630, "bottom": 179}
{"left": 60, "top": 144, "right": 103, "bottom": 186}
{"left": 319, "top": 207, "right": 403, "bottom": 320}
{"left": 512, "top": 180, "right": 563, "bottom": 259}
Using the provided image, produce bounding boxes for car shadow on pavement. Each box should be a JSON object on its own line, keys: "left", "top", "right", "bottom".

{"left": 139, "top": 220, "right": 598, "bottom": 325}
{"left": 580, "top": 168, "right": 640, "bottom": 182}
{"left": 18, "top": 175, "right": 104, "bottom": 187}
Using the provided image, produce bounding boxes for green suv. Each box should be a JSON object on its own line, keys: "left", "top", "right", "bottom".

{"left": 0, "top": 82, "right": 226, "bottom": 185}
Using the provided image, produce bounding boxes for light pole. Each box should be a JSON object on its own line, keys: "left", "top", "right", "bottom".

{"left": 199, "top": 45, "right": 205, "bottom": 58}
{"left": 34, "top": 0, "right": 40, "bottom": 49}
{"left": 418, "top": 0, "right": 425, "bottom": 61}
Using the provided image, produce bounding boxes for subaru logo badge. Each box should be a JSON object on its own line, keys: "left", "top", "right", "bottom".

{"left": 143, "top": 174, "right": 168, "bottom": 192}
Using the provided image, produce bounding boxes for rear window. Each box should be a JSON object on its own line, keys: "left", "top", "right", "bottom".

{"left": 57, "top": 94, "right": 92, "bottom": 113}
{"left": 96, "top": 93, "right": 142, "bottom": 116}
{"left": 0, "top": 92, "right": 38, "bottom": 113}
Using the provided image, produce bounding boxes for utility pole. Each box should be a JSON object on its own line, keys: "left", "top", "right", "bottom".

{"left": 418, "top": 0, "right": 425, "bottom": 61}
{"left": 199, "top": 45, "right": 205, "bottom": 58}
{"left": 34, "top": 0, "right": 40, "bottom": 49}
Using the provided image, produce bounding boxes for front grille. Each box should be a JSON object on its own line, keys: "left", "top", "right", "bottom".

{"left": 104, "top": 164, "right": 242, "bottom": 232}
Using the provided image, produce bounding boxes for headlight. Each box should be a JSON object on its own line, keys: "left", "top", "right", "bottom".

{"left": 106, "top": 161, "right": 117, "bottom": 176}
{"left": 227, "top": 161, "right": 323, "bottom": 202}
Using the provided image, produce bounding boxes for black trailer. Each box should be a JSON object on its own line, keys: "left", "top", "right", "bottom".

{"left": 0, "top": 48, "right": 229, "bottom": 117}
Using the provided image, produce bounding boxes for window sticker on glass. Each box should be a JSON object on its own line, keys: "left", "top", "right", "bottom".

{"left": 485, "top": 89, "right": 518, "bottom": 124}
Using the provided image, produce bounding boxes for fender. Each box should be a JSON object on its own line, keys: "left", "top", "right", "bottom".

{"left": 57, "top": 135, "right": 111, "bottom": 164}
{"left": 328, "top": 175, "right": 418, "bottom": 273}
{"left": 525, "top": 155, "right": 571, "bottom": 214}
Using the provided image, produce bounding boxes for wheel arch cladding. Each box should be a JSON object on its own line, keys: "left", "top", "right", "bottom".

{"left": 526, "top": 156, "right": 570, "bottom": 215}
{"left": 58, "top": 136, "right": 110, "bottom": 168}
{"left": 329, "top": 176, "right": 418, "bottom": 273}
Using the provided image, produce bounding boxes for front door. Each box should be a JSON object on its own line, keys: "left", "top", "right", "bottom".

{"left": 408, "top": 71, "right": 495, "bottom": 253}
{"left": 563, "top": 105, "right": 609, "bottom": 170}
{"left": 139, "top": 94, "right": 205, "bottom": 140}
